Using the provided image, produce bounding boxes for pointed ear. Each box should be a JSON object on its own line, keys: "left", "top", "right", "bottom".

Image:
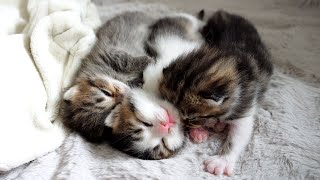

{"left": 63, "top": 85, "right": 79, "bottom": 101}
{"left": 145, "top": 41, "right": 158, "bottom": 58}
{"left": 105, "top": 106, "right": 120, "bottom": 127}
{"left": 111, "top": 79, "right": 131, "bottom": 94}
{"left": 197, "top": 9, "right": 205, "bottom": 20}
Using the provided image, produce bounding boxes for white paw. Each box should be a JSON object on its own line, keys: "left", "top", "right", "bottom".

{"left": 204, "top": 156, "right": 235, "bottom": 176}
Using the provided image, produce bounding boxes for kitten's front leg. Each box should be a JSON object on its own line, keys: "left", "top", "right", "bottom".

{"left": 204, "top": 115, "right": 254, "bottom": 176}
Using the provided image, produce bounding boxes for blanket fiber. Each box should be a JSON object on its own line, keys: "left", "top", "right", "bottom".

{"left": 1, "top": 0, "right": 320, "bottom": 179}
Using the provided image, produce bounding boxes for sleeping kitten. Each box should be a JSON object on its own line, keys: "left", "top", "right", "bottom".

{"left": 101, "top": 13, "right": 205, "bottom": 159}
{"left": 60, "top": 11, "right": 186, "bottom": 160}
{"left": 61, "top": 11, "right": 155, "bottom": 142}
{"left": 158, "top": 10, "right": 273, "bottom": 176}
{"left": 143, "top": 13, "right": 204, "bottom": 96}
{"left": 104, "top": 88, "right": 184, "bottom": 160}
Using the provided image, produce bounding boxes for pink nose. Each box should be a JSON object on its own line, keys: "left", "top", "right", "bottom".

{"left": 158, "top": 111, "right": 175, "bottom": 135}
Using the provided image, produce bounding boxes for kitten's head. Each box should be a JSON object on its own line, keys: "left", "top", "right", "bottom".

{"left": 105, "top": 89, "right": 185, "bottom": 160}
{"left": 61, "top": 76, "right": 129, "bottom": 141}
{"left": 159, "top": 46, "right": 255, "bottom": 126}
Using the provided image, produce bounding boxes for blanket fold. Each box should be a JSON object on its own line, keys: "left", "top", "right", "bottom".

{"left": 0, "top": 0, "right": 100, "bottom": 172}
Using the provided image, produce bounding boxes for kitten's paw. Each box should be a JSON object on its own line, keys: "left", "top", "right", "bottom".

{"left": 190, "top": 127, "right": 209, "bottom": 143}
{"left": 204, "top": 156, "right": 234, "bottom": 176}
{"left": 213, "top": 121, "right": 226, "bottom": 132}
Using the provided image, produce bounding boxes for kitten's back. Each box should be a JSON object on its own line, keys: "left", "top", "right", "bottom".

{"left": 143, "top": 13, "right": 203, "bottom": 95}
{"left": 201, "top": 10, "right": 273, "bottom": 77}
{"left": 201, "top": 10, "right": 273, "bottom": 98}
{"left": 98, "top": 12, "right": 155, "bottom": 56}
{"left": 77, "top": 12, "right": 155, "bottom": 87}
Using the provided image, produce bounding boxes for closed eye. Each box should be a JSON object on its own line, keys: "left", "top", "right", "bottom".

{"left": 199, "top": 91, "right": 228, "bottom": 105}
{"left": 100, "top": 89, "right": 113, "bottom": 97}
{"left": 137, "top": 119, "right": 153, "bottom": 127}
{"left": 133, "top": 129, "right": 142, "bottom": 134}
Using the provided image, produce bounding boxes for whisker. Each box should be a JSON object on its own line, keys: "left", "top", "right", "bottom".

{"left": 111, "top": 133, "right": 133, "bottom": 144}
{"left": 111, "top": 130, "right": 142, "bottom": 144}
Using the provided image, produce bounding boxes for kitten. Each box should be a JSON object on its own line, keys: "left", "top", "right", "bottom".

{"left": 102, "top": 13, "right": 205, "bottom": 159}
{"left": 60, "top": 11, "right": 155, "bottom": 142}
{"left": 104, "top": 88, "right": 184, "bottom": 160}
{"left": 143, "top": 13, "right": 204, "bottom": 96}
{"left": 61, "top": 11, "right": 186, "bottom": 160}
{"left": 158, "top": 10, "right": 273, "bottom": 176}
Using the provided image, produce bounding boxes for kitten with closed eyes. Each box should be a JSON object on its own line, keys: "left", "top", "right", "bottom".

{"left": 104, "top": 88, "right": 184, "bottom": 160}
{"left": 157, "top": 10, "right": 273, "bottom": 176}
{"left": 101, "top": 12, "right": 205, "bottom": 159}
{"left": 61, "top": 12, "right": 155, "bottom": 142}
{"left": 61, "top": 11, "right": 191, "bottom": 160}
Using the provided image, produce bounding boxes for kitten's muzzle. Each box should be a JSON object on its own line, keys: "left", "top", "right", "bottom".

{"left": 157, "top": 110, "right": 176, "bottom": 135}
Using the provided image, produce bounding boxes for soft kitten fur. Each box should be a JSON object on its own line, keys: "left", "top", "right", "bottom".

{"left": 143, "top": 13, "right": 204, "bottom": 96}
{"left": 60, "top": 12, "right": 187, "bottom": 160}
{"left": 61, "top": 12, "right": 155, "bottom": 142}
{"left": 104, "top": 88, "right": 184, "bottom": 160}
{"left": 103, "top": 13, "right": 205, "bottom": 159}
{"left": 156, "top": 10, "right": 273, "bottom": 176}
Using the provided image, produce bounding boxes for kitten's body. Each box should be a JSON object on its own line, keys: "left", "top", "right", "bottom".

{"left": 103, "top": 13, "right": 204, "bottom": 159}
{"left": 78, "top": 12, "right": 156, "bottom": 87}
{"left": 157, "top": 10, "right": 273, "bottom": 176}
{"left": 61, "top": 12, "right": 155, "bottom": 141}
{"left": 143, "top": 14, "right": 204, "bottom": 96}
{"left": 61, "top": 12, "right": 191, "bottom": 160}
{"left": 104, "top": 88, "right": 184, "bottom": 159}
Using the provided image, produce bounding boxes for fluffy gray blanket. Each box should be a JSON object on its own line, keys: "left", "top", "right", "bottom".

{"left": 2, "top": 0, "right": 320, "bottom": 179}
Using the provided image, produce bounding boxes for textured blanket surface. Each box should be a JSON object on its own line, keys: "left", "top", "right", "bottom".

{"left": 1, "top": 0, "right": 320, "bottom": 179}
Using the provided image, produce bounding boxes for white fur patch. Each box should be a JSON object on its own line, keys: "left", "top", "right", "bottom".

{"left": 129, "top": 89, "right": 184, "bottom": 152}
{"left": 137, "top": 14, "right": 204, "bottom": 152}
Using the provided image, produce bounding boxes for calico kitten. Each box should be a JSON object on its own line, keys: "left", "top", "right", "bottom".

{"left": 61, "top": 12, "right": 155, "bottom": 142}
{"left": 158, "top": 10, "right": 273, "bottom": 176}
{"left": 61, "top": 11, "right": 186, "bottom": 160}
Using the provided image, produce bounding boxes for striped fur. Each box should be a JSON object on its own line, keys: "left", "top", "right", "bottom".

{"left": 104, "top": 89, "right": 185, "bottom": 160}
{"left": 60, "top": 12, "right": 155, "bottom": 142}
{"left": 60, "top": 12, "right": 186, "bottom": 160}
{"left": 157, "top": 10, "right": 273, "bottom": 175}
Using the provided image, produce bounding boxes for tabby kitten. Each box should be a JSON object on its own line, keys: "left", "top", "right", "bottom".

{"left": 104, "top": 88, "right": 184, "bottom": 160}
{"left": 61, "top": 12, "right": 155, "bottom": 142}
{"left": 158, "top": 10, "right": 273, "bottom": 176}
{"left": 102, "top": 13, "right": 205, "bottom": 159}
{"left": 61, "top": 11, "right": 186, "bottom": 160}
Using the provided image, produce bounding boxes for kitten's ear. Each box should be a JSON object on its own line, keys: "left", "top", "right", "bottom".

{"left": 105, "top": 113, "right": 113, "bottom": 127}
{"left": 63, "top": 85, "right": 79, "bottom": 101}
{"left": 145, "top": 41, "right": 158, "bottom": 58}
{"left": 197, "top": 9, "right": 205, "bottom": 20}
{"left": 112, "top": 80, "right": 130, "bottom": 94}
{"left": 104, "top": 106, "right": 120, "bottom": 127}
